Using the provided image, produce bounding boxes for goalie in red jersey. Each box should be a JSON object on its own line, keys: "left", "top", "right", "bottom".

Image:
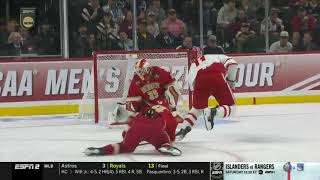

{"left": 84, "top": 105, "right": 181, "bottom": 156}
{"left": 176, "top": 54, "right": 238, "bottom": 141}
{"left": 123, "top": 58, "right": 182, "bottom": 142}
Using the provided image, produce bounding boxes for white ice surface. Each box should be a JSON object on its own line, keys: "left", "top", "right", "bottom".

{"left": 0, "top": 103, "right": 320, "bottom": 162}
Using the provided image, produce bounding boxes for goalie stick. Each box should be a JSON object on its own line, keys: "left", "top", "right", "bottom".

{"left": 108, "top": 54, "right": 138, "bottom": 126}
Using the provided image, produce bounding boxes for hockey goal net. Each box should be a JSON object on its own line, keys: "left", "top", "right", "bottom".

{"left": 79, "top": 49, "right": 195, "bottom": 124}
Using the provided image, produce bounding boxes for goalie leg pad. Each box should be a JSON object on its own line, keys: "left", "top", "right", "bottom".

{"left": 165, "top": 85, "right": 180, "bottom": 109}
{"left": 109, "top": 104, "right": 131, "bottom": 125}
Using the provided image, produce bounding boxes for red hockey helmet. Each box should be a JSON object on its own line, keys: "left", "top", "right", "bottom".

{"left": 135, "top": 58, "right": 151, "bottom": 81}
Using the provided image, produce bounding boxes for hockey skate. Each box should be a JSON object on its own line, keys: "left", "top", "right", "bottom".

{"left": 175, "top": 126, "right": 192, "bottom": 141}
{"left": 84, "top": 147, "right": 105, "bottom": 156}
{"left": 158, "top": 144, "right": 182, "bottom": 156}
{"left": 203, "top": 107, "right": 217, "bottom": 131}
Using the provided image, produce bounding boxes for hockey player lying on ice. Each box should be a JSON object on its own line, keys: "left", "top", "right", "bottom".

{"left": 176, "top": 54, "right": 238, "bottom": 141}
{"left": 84, "top": 105, "right": 182, "bottom": 156}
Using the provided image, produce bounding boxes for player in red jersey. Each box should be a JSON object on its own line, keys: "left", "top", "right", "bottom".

{"left": 176, "top": 54, "right": 238, "bottom": 140}
{"left": 84, "top": 105, "right": 181, "bottom": 156}
{"left": 124, "top": 58, "right": 182, "bottom": 142}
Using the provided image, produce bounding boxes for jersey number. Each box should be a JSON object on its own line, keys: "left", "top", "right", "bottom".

{"left": 147, "top": 89, "right": 159, "bottom": 100}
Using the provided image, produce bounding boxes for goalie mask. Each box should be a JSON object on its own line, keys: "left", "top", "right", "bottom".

{"left": 135, "top": 58, "right": 151, "bottom": 81}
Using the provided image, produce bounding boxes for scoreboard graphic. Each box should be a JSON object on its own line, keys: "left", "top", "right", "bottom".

{"left": 1, "top": 162, "right": 319, "bottom": 180}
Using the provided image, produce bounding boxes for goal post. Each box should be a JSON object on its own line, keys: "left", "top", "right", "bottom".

{"left": 81, "top": 49, "right": 196, "bottom": 124}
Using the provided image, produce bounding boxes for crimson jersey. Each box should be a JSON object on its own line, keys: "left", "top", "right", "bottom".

{"left": 127, "top": 66, "right": 175, "bottom": 112}
{"left": 124, "top": 103, "right": 178, "bottom": 142}
{"left": 126, "top": 66, "right": 178, "bottom": 141}
{"left": 102, "top": 105, "right": 175, "bottom": 154}
{"left": 191, "top": 55, "right": 237, "bottom": 109}
{"left": 188, "top": 54, "right": 237, "bottom": 90}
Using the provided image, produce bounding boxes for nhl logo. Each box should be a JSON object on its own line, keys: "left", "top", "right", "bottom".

{"left": 283, "top": 162, "right": 292, "bottom": 172}
{"left": 211, "top": 162, "right": 224, "bottom": 179}
{"left": 212, "top": 162, "right": 222, "bottom": 171}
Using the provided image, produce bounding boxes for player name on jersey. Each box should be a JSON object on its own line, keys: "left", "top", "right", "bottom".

{"left": 140, "top": 83, "right": 160, "bottom": 94}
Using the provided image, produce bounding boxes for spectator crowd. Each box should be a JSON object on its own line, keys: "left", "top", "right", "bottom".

{"left": 214, "top": 0, "right": 320, "bottom": 53}
{"left": 68, "top": 0, "right": 320, "bottom": 57}
{"left": 0, "top": 20, "right": 60, "bottom": 57}
{"left": 1, "top": 0, "right": 320, "bottom": 58}
{"left": 69, "top": 0, "right": 193, "bottom": 57}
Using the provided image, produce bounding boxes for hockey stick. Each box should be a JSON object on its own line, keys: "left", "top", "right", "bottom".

{"left": 108, "top": 54, "right": 138, "bottom": 125}
{"left": 118, "top": 54, "right": 138, "bottom": 104}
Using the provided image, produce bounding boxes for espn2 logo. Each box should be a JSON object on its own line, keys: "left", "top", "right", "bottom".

{"left": 15, "top": 164, "right": 40, "bottom": 170}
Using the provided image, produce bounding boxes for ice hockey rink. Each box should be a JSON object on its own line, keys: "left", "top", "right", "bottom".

{"left": 0, "top": 103, "right": 319, "bottom": 162}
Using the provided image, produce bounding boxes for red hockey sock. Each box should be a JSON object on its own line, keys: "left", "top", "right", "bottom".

{"left": 102, "top": 144, "right": 114, "bottom": 155}
{"left": 102, "top": 143, "right": 121, "bottom": 155}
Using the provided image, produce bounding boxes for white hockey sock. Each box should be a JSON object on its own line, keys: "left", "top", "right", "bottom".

{"left": 215, "top": 105, "right": 236, "bottom": 118}
{"left": 183, "top": 108, "right": 203, "bottom": 128}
